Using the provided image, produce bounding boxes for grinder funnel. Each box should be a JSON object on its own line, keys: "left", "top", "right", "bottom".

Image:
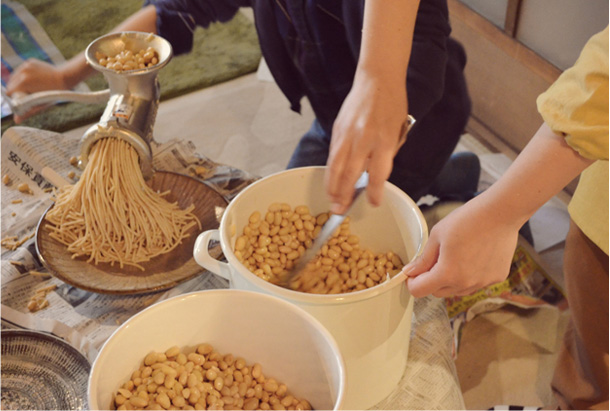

{"left": 79, "top": 31, "right": 173, "bottom": 179}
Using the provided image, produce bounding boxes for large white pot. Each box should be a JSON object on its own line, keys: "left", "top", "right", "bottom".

{"left": 88, "top": 289, "right": 345, "bottom": 410}
{"left": 194, "top": 166, "right": 428, "bottom": 409}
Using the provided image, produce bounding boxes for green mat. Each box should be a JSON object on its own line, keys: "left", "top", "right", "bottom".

{"left": 1, "top": 0, "right": 261, "bottom": 134}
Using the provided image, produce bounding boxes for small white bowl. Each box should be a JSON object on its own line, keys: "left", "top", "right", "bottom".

{"left": 88, "top": 289, "right": 346, "bottom": 410}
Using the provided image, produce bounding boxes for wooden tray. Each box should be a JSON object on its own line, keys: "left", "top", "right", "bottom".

{"left": 35, "top": 171, "right": 227, "bottom": 295}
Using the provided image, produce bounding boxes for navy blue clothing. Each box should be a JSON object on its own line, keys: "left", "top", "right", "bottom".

{"left": 147, "top": 0, "right": 471, "bottom": 201}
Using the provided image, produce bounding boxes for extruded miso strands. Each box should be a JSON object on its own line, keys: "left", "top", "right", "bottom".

{"left": 45, "top": 138, "right": 201, "bottom": 270}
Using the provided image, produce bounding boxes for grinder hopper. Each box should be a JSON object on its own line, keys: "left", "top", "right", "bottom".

{"left": 79, "top": 31, "right": 173, "bottom": 178}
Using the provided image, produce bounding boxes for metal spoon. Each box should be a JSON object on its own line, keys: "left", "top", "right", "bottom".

{"left": 279, "top": 171, "right": 369, "bottom": 289}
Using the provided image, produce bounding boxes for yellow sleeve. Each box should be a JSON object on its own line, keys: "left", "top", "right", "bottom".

{"left": 537, "top": 27, "right": 609, "bottom": 161}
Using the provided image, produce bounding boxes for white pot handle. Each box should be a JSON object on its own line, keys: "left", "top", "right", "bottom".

{"left": 193, "top": 230, "right": 231, "bottom": 281}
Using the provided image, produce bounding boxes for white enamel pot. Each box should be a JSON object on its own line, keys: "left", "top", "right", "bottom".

{"left": 193, "top": 166, "right": 428, "bottom": 409}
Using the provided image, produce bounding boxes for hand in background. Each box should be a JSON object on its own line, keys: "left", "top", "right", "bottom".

{"left": 5, "top": 59, "right": 73, "bottom": 123}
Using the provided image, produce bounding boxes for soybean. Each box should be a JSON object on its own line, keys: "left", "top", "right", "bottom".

{"left": 113, "top": 343, "right": 311, "bottom": 410}
{"left": 96, "top": 46, "right": 159, "bottom": 72}
{"left": 234, "top": 203, "right": 404, "bottom": 294}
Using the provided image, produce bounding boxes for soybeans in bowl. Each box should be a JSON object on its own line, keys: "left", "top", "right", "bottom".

{"left": 112, "top": 342, "right": 312, "bottom": 410}
{"left": 234, "top": 203, "right": 404, "bottom": 294}
{"left": 88, "top": 290, "right": 345, "bottom": 410}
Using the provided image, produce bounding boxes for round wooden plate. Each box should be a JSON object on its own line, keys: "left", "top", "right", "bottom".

{"left": 35, "top": 171, "right": 228, "bottom": 295}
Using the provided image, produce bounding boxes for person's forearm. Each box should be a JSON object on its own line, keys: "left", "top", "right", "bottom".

{"left": 325, "top": 0, "right": 419, "bottom": 214}
{"left": 473, "top": 123, "right": 594, "bottom": 228}
{"left": 357, "top": 0, "right": 419, "bottom": 84}
{"left": 61, "top": 5, "right": 158, "bottom": 88}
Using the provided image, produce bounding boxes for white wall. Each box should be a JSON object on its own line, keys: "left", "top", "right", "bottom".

{"left": 517, "top": 0, "right": 608, "bottom": 70}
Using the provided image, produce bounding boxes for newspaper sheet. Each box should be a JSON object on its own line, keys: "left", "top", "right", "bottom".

{"left": 445, "top": 236, "right": 567, "bottom": 358}
{"left": 1, "top": 126, "right": 465, "bottom": 410}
